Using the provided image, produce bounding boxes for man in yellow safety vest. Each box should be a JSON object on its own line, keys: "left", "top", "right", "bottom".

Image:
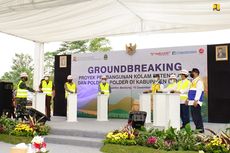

{"left": 39, "top": 74, "right": 54, "bottom": 121}
{"left": 145, "top": 74, "right": 164, "bottom": 93}
{"left": 64, "top": 75, "right": 77, "bottom": 98}
{"left": 162, "top": 74, "right": 177, "bottom": 93}
{"left": 188, "top": 68, "right": 204, "bottom": 133}
{"left": 98, "top": 75, "right": 111, "bottom": 95}
{"left": 16, "top": 72, "right": 35, "bottom": 121}
{"left": 174, "top": 70, "right": 191, "bottom": 129}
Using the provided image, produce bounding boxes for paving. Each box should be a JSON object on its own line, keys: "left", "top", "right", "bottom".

{"left": 0, "top": 142, "right": 102, "bottom": 153}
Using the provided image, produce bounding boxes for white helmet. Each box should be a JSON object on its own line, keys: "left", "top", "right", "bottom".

{"left": 67, "top": 75, "right": 73, "bottom": 80}
{"left": 101, "top": 75, "right": 107, "bottom": 79}
{"left": 169, "top": 74, "right": 177, "bottom": 80}
{"left": 20, "top": 72, "right": 28, "bottom": 78}
{"left": 180, "top": 69, "right": 189, "bottom": 76}
{"left": 44, "top": 73, "right": 50, "bottom": 77}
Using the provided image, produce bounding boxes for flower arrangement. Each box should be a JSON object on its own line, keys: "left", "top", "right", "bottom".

{"left": 0, "top": 116, "right": 50, "bottom": 137}
{"left": 104, "top": 124, "right": 230, "bottom": 152}
{"left": 199, "top": 129, "right": 230, "bottom": 153}
{"left": 146, "top": 136, "right": 157, "bottom": 145}
{"left": 11, "top": 123, "right": 34, "bottom": 137}
{"left": 31, "top": 136, "right": 49, "bottom": 153}
{"left": 104, "top": 125, "right": 137, "bottom": 145}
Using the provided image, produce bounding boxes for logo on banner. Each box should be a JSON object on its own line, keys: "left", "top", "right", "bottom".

{"left": 198, "top": 48, "right": 205, "bottom": 54}
{"left": 172, "top": 50, "right": 197, "bottom": 55}
{"left": 150, "top": 51, "right": 171, "bottom": 56}
{"left": 125, "top": 43, "right": 136, "bottom": 56}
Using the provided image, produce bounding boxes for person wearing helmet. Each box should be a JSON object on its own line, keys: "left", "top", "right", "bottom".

{"left": 15, "top": 72, "right": 35, "bottom": 121}
{"left": 64, "top": 75, "right": 77, "bottom": 98}
{"left": 174, "top": 69, "right": 191, "bottom": 129}
{"left": 162, "top": 74, "right": 177, "bottom": 93}
{"left": 144, "top": 74, "right": 164, "bottom": 93}
{"left": 39, "top": 74, "right": 54, "bottom": 121}
{"left": 98, "top": 75, "right": 111, "bottom": 95}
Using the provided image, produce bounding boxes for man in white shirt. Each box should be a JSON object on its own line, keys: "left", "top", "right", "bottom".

{"left": 188, "top": 68, "right": 204, "bottom": 133}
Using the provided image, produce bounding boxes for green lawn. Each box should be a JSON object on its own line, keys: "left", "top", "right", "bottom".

{"left": 0, "top": 134, "right": 32, "bottom": 144}
{"left": 101, "top": 144, "right": 198, "bottom": 153}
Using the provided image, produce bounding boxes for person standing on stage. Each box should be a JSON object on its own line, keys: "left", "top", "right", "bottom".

{"left": 188, "top": 68, "right": 204, "bottom": 133}
{"left": 15, "top": 72, "right": 35, "bottom": 121}
{"left": 39, "top": 74, "right": 54, "bottom": 121}
{"left": 162, "top": 74, "right": 177, "bottom": 93}
{"left": 98, "top": 75, "right": 111, "bottom": 95}
{"left": 145, "top": 74, "right": 164, "bottom": 93}
{"left": 64, "top": 75, "right": 77, "bottom": 98}
{"left": 174, "top": 70, "right": 191, "bottom": 129}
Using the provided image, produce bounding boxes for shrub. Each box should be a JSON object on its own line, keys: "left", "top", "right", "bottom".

{"left": 0, "top": 116, "right": 17, "bottom": 134}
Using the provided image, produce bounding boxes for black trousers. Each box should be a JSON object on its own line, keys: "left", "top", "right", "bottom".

{"left": 191, "top": 105, "right": 204, "bottom": 133}
{"left": 180, "top": 104, "right": 190, "bottom": 128}
{"left": 45, "top": 96, "right": 52, "bottom": 118}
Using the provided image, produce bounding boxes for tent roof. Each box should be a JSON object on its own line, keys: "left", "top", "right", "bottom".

{"left": 0, "top": 0, "right": 229, "bottom": 42}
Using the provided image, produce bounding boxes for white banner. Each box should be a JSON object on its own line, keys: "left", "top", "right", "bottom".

{"left": 71, "top": 45, "right": 207, "bottom": 118}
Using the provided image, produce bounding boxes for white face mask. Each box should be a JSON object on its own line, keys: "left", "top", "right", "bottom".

{"left": 169, "top": 79, "right": 174, "bottom": 84}
{"left": 153, "top": 78, "right": 158, "bottom": 83}
{"left": 102, "top": 80, "right": 106, "bottom": 83}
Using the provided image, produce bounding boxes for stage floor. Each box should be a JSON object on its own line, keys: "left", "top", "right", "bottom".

{"left": 48, "top": 116, "right": 230, "bottom": 134}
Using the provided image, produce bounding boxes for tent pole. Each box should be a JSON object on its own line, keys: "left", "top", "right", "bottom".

{"left": 33, "top": 42, "right": 44, "bottom": 90}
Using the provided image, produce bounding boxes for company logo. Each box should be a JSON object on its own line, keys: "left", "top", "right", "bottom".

{"left": 150, "top": 51, "right": 171, "bottom": 56}
{"left": 172, "top": 50, "right": 197, "bottom": 55}
{"left": 198, "top": 48, "right": 205, "bottom": 54}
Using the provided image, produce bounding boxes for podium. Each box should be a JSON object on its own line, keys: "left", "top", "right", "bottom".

{"left": 97, "top": 94, "right": 109, "bottom": 121}
{"left": 153, "top": 93, "right": 180, "bottom": 129}
{"left": 139, "top": 93, "right": 151, "bottom": 123}
{"left": 67, "top": 93, "right": 77, "bottom": 122}
{"left": 33, "top": 93, "right": 46, "bottom": 115}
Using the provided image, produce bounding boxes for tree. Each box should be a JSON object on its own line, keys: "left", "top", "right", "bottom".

{"left": 1, "top": 53, "right": 33, "bottom": 88}
{"left": 44, "top": 37, "right": 111, "bottom": 75}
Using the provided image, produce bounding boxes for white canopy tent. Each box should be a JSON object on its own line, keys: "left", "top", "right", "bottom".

{"left": 0, "top": 0, "right": 230, "bottom": 88}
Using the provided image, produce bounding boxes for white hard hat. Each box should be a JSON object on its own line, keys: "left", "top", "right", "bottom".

{"left": 44, "top": 73, "right": 50, "bottom": 77}
{"left": 180, "top": 69, "right": 189, "bottom": 76}
{"left": 169, "top": 74, "right": 177, "bottom": 80}
{"left": 67, "top": 75, "right": 73, "bottom": 80}
{"left": 101, "top": 75, "right": 107, "bottom": 79}
{"left": 20, "top": 72, "right": 28, "bottom": 78}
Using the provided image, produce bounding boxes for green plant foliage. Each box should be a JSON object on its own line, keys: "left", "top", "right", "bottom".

{"left": 0, "top": 116, "right": 17, "bottom": 134}
{"left": 104, "top": 124, "right": 230, "bottom": 152}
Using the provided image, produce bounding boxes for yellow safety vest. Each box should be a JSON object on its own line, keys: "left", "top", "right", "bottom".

{"left": 166, "top": 82, "right": 177, "bottom": 90}
{"left": 16, "top": 80, "right": 28, "bottom": 98}
{"left": 188, "top": 77, "right": 204, "bottom": 102}
{"left": 65, "top": 82, "right": 76, "bottom": 98}
{"left": 177, "top": 79, "right": 191, "bottom": 101}
{"left": 151, "top": 83, "right": 160, "bottom": 93}
{"left": 99, "top": 83, "right": 110, "bottom": 95}
{"left": 42, "top": 80, "right": 53, "bottom": 97}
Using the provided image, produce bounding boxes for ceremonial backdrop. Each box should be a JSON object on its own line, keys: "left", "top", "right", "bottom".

{"left": 71, "top": 46, "right": 208, "bottom": 119}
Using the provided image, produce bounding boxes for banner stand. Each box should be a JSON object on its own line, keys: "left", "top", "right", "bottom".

{"left": 139, "top": 93, "right": 152, "bottom": 123}
{"left": 34, "top": 93, "right": 46, "bottom": 115}
{"left": 153, "top": 93, "right": 180, "bottom": 129}
{"left": 67, "top": 94, "right": 78, "bottom": 122}
{"left": 97, "top": 94, "right": 109, "bottom": 121}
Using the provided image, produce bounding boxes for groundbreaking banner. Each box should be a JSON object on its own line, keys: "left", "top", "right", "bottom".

{"left": 71, "top": 46, "right": 208, "bottom": 119}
